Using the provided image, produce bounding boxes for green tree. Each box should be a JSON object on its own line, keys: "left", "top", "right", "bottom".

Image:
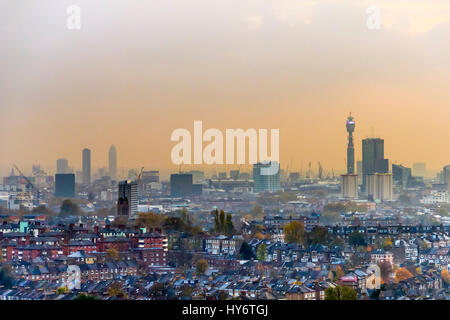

{"left": 256, "top": 243, "right": 267, "bottom": 261}
{"left": 60, "top": 199, "right": 81, "bottom": 216}
{"left": 225, "top": 213, "right": 235, "bottom": 236}
{"left": 306, "top": 227, "right": 330, "bottom": 245}
{"left": 219, "top": 210, "right": 226, "bottom": 233}
{"left": 283, "top": 221, "right": 306, "bottom": 244}
{"left": 0, "top": 266, "right": 14, "bottom": 289}
{"left": 348, "top": 231, "right": 366, "bottom": 246}
{"left": 239, "top": 242, "right": 256, "bottom": 260}
{"left": 325, "top": 286, "right": 357, "bottom": 300}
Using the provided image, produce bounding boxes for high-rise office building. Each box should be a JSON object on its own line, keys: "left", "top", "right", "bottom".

{"left": 356, "top": 160, "right": 363, "bottom": 185}
{"left": 362, "top": 138, "right": 389, "bottom": 191}
{"left": 57, "top": 158, "right": 69, "bottom": 174}
{"left": 117, "top": 180, "right": 138, "bottom": 219}
{"left": 392, "top": 164, "right": 412, "bottom": 189}
{"left": 170, "top": 174, "right": 203, "bottom": 197}
{"left": 253, "top": 161, "right": 280, "bottom": 193}
{"left": 341, "top": 174, "right": 358, "bottom": 199}
{"left": 82, "top": 148, "right": 91, "bottom": 185}
{"left": 55, "top": 173, "right": 75, "bottom": 198}
{"left": 108, "top": 145, "right": 117, "bottom": 181}
{"left": 346, "top": 114, "right": 355, "bottom": 174}
{"left": 367, "top": 173, "right": 393, "bottom": 201}
{"left": 413, "top": 162, "right": 426, "bottom": 178}
{"left": 444, "top": 165, "right": 450, "bottom": 191}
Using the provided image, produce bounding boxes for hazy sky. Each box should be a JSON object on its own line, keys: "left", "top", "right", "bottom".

{"left": 1, "top": 0, "right": 450, "bottom": 177}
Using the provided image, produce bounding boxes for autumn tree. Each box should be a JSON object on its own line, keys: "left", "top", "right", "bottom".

{"left": 394, "top": 267, "right": 413, "bottom": 283}
{"left": 441, "top": 270, "right": 450, "bottom": 285}
{"left": 378, "top": 261, "right": 393, "bottom": 284}
{"left": 283, "top": 221, "right": 306, "bottom": 244}
{"left": 136, "top": 212, "right": 164, "bottom": 230}
{"left": 334, "top": 266, "right": 345, "bottom": 280}
{"left": 106, "top": 248, "right": 120, "bottom": 261}
{"left": 196, "top": 259, "right": 208, "bottom": 275}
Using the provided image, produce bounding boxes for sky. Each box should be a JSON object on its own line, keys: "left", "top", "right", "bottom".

{"left": 1, "top": 0, "right": 449, "bottom": 178}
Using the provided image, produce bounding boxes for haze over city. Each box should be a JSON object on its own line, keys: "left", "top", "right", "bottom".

{"left": 1, "top": 0, "right": 450, "bottom": 176}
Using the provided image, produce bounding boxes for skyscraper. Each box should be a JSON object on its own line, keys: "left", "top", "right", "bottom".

{"left": 392, "top": 164, "right": 412, "bottom": 189}
{"left": 82, "top": 148, "right": 91, "bottom": 185}
{"left": 346, "top": 114, "right": 355, "bottom": 174}
{"left": 362, "top": 138, "right": 389, "bottom": 192}
{"left": 55, "top": 173, "right": 75, "bottom": 198}
{"left": 117, "top": 180, "right": 138, "bottom": 219}
{"left": 253, "top": 161, "right": 280, "bottom": 193}
{"left": 341, "top": 174, "right": 358, "bottom": 199}
{"left": 56, "top": 158, "right": 69, "bottom": 174}
{"left": 367, "top": 173, "right": 393, "bottom": 201}
{"left": 108, "top": 145, "right": 117, "bottom": 181}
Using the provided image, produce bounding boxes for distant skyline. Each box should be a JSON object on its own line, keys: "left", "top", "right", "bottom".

{"left": 1, "top": 0, "right": 450, "bottom": 177}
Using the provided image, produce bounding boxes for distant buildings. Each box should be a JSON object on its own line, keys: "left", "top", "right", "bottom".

{"left": 392, "top": 164, "right": 411, "bottom": 189}
{"left": 420, "top": 190, "right": 450, "bottom": 204}
{"left": 170, "top": 174, "right": 203, "bottom": 197}
{"left": 117, "top": 180, "right": 138, "bottom": 219}
{"left": 82, "top": 148, "right": 91, "bottom": 185}
{"left": 362, "top": 138, "right": 389, "bottom": 192}
{"left": 367, "top": 173, "right": 393, "bottom": 201}
{"left": 341, "top": 174, "right": 358, "bottom": 199}
{"left": 413, "top": 162, "right": 426, "bottom": 178}
{"left": 108, "top": 145, "right": 117, "bottom": 181}
{"left": 56, "top": 158, "right": 69, "bottom": 174}
{"left": 55, "top": 174, "right": 75, "bottom": 198}
{"left": 253, "top": 162, "right": 280, "bottom": 193}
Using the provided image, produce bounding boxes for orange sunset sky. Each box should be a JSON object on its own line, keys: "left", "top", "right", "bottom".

{"left": 1, "top": 0, "right": 449, "bottom": 178}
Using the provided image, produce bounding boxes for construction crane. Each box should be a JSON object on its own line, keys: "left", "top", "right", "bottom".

{"left": 13, "top": 163, "right": 41, "bottom": 205}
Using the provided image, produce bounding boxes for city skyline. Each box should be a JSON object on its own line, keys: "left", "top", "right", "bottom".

{"left": 1, "top": 1, "right": 450, "bottom": 176}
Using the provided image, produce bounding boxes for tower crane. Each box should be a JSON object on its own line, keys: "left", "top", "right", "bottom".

{"left": 13, "top": 163, "right": 41, "bottom": 205}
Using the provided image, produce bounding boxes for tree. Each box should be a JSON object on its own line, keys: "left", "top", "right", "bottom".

{"left": 57, "top": 286, "right": 70, "bottom": 294}
{"left": 0, "top": 266, "right": 14, "bottom": 289}
{"left": 60, "top": 199, "right": 81, "bottom": 216}
{"left": 213, "top": 209, "right": 220, "bottom": 233}
{"left": 325, "top": 286, "right": 357, "bottom": 300}
{"left": 74, "top": 293, "right": 100, "bottom": 300}
{"left": 239, "top": 242, "right": 256, "bottom": 260}
{"left": 394, "top": 267, "right": 413, "bottom": 283}
{"left": 283, "top": 221, "right": 306, "bottom": 244}
{"left": 334, "top": 266, "right": 345, "bottom": 280}
{"left": 225, "top": 213, "right": 235, "bottom": 236}
{"left": 196, "top": 259, "right": 208, "bottom": 275}
{"left": 107, "top": 282, "right": 127, "bottom": 298}
{"left": 441, "top": 270, "right": 450, "bottom": 285}
{"left": 382, "top": 237, "right": 393, "bottom": 250}
{"left": 106, "top": 248, "right": 120, "bottom": 261}
{"left": 348, "top": 231, "right": 366, "bottom": 246}
{"left": 256, "top": 243, "right": 267, "bottom": 261}
{"left": 306, "top": 227, "right": 330, "bottom": 245}
{"left": 136, "top": 212, "right": 164, "bottom": 230}
{"left": 378, "top": 261, "right": 393, "bottom": 284}
{"left": 219, "top": 210, "right": 226, "bottom": 233}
